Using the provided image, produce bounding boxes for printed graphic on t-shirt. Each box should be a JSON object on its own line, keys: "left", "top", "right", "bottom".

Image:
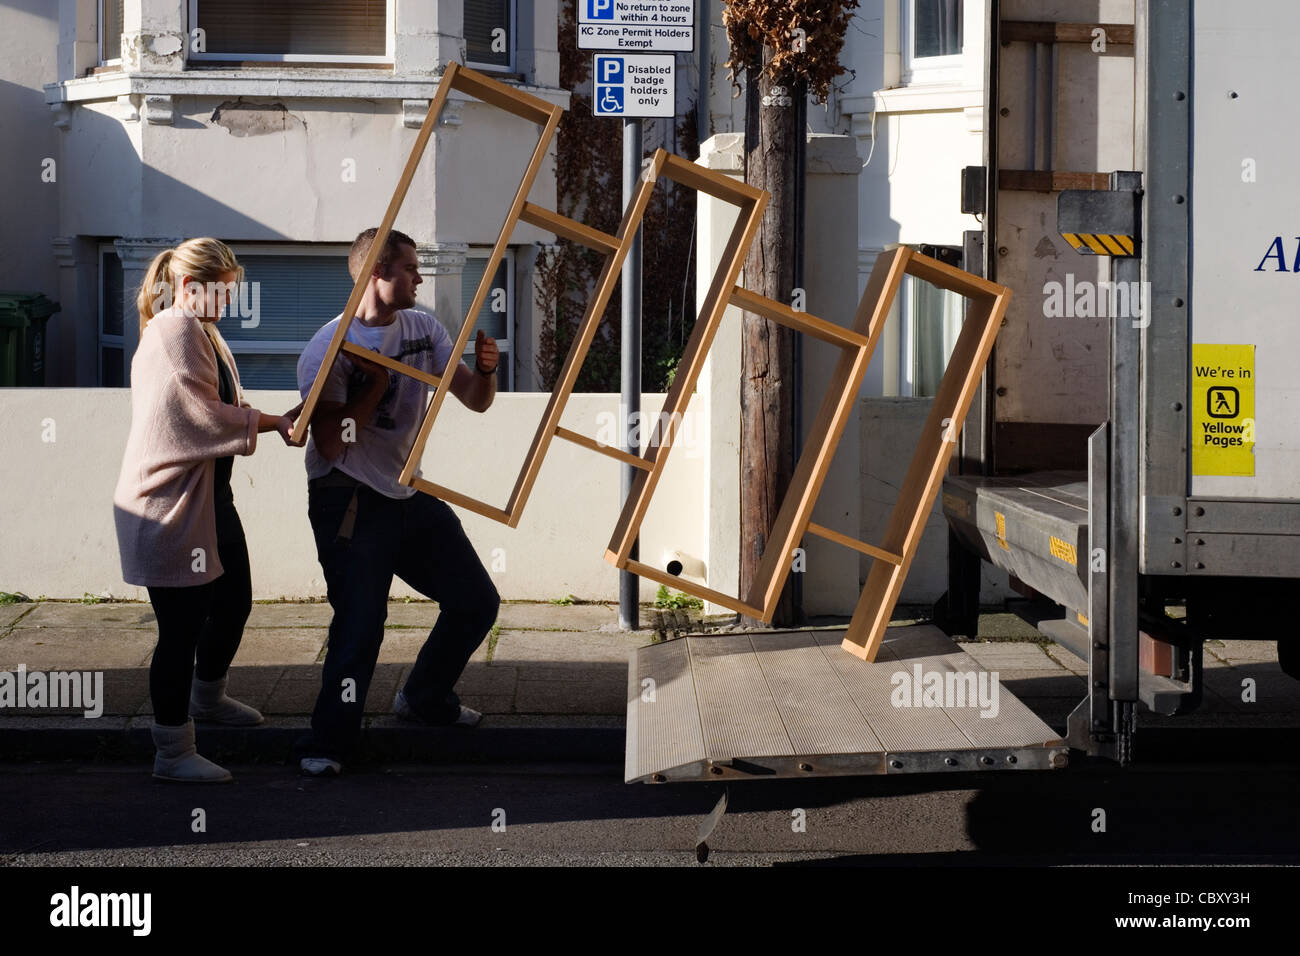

{"left": 369, "top": 334, "right": 442, "bottom": 431}
{"left": 297, "top": 309, "right": 461, "bottom": 499}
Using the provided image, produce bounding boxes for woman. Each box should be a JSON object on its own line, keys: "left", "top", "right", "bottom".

{"left": 113, "top": 238, "right": 302, "bottom": 783}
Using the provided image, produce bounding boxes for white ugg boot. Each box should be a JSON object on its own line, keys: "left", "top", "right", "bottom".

{"left": 190, "top": 676, "right": 264, "bottom": 726}
{"left": 151, "top": 720, "right": 232, "bottom": 783}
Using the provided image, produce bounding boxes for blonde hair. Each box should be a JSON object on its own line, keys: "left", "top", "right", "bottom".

{"left": 137, "top": 237, "right": 244, "bottom": 335}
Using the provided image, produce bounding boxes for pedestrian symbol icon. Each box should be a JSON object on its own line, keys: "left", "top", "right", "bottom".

{"left": 1208, "top": 386, "right": 1238, "bottom": 419}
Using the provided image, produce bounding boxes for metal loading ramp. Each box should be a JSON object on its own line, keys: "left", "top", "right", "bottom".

{"left": 626, "top": 626, "right": 1069, "bottom": 783}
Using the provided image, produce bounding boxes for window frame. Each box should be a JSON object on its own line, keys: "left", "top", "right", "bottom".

{"left": 901, "top": 0, "right": 965, "bottom": 87}
{"left": 98, "top": 0, "right": 123, "bottom": 67}
{"left": 98, "top": 245, "right": 126, "bottom": 387}
{"left": 465, "top": 0, "right": 517, "bottom": 73}
{"left": 186, "top": 0, "right": 396, "bottom": 65}
{"left": 897, "top": 245, "right": 965, "bottom": 398}
{"left": 460, "top": 247, "right": 514, "bottom": 391}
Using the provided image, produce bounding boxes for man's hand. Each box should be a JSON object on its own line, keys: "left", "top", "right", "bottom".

{"left": 474, "top": 330, "right": 499, "bottom": 376}
{"left": 348, "top": 350, "right": 390, "bottom": 390}
{"left": 450, "top": 331, "right": 499, "bottom": 413}
{"left": 311, "top": 349, "right": 391, "bottom": 460}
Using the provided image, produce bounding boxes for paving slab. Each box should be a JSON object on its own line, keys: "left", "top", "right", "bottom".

{"left": 1207, "top": 640, "right": 1282, "bottom": 665}
{"left": 0, "top": 604, "right": 36, "bottom": 629}
{"left": 0, "top": 628, "right": 156, "bottom": 669}
{"left": 101, "top": 671, "right": 150, "bottom": 717}
{"left": 491, "top": 628, "right": 645, "bottom": 664}
{"left": 452, "top": 662, "right": 519, "bottom": 695}
{"left": 229, "top": 629, "right": 325, "bottom": 666}
{"left": 375, "top": 630, "right": 490, "bottom": 664}
{"left": 262, "top": 678, "right": 322, "bottom": 715}
{"left": 994, "top": 671, "right": 1089, "bottom": 698}
{"left": 379, "top": 602, "right": 441, "bottom": 628}
{"left": 514, "top": 678, "right": 626, "bottom": 715}
{"left": 245, "top": 600, "right": 630, "bottom": 632}
{"left": 493, "top": 602, "right": 620, "bottom": 631}
{"left": 279, "top": 663, "right": 325, "bottom": 680}
{"left": 957, "top": 641, "right": 1057, "bottom": 669}
{"left": 15, "top": 603, "right": 157, "bottom": 629}
{"left": 244, "top": 603, "right": 333, "bottom": 628}
{"left": 1042, "top": 643, "right": 1088, "bottom": 675}
{"left": 364, "top": 673, "right": 400, "bottom": 714}
{"left": 974, "top": 613, "right": 1046, "bottom": 640}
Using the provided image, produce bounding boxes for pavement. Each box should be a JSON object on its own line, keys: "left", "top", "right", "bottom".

{"left": 1, "top": 598, "right": 1298, "bottom": 766}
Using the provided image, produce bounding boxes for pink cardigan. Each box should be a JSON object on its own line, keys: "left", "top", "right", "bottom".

{"left": 113, "top": 309, "right": 259, "bottom": 587}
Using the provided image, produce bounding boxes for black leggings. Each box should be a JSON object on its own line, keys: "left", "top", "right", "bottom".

{"left": 146, "top": 501, "right": 253, "bottom": 726}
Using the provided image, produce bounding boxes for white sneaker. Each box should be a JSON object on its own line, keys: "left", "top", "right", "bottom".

{"left": 394, "top": 689, "right": 481, "bottom": 728}
{"left": 453, "top": 705, "right": 483, "bottom": 728}
{"left": 299, "top": 757, "right": 342, "bottom": 776}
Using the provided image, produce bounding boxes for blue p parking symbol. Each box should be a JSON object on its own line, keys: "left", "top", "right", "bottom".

{"left": 598, "top": 56, "right": 624, "bottom": 85}
{"left": 588, "top": 0, "right": 614, "bottom": 20}
{"left": 594, "top": 56, "right": 625, "bottom": 115}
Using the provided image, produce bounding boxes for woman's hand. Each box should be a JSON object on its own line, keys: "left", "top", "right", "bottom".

{"left": 279, "top": 401, "right": 306, "bottom": 447}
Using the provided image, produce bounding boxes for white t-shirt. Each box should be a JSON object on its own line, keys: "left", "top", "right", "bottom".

{"left": 297, "top": 309, "right": 464, "bottom": 499}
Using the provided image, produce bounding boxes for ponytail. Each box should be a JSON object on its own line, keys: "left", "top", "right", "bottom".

{"left": 137, "top": 248, "right": 175, "bottom": 335}
{"left": 135, "top": 238, "right": 243, "bottom": 336}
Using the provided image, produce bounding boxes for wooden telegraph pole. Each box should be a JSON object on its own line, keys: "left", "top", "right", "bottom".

{"left": 722, "top": 1, "right": 859, "bottom": 626}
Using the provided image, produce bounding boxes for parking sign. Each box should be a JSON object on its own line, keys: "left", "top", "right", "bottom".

{"left": 578, "top": 0, "right": 695, "bottom": 52}
{"left": 592, "top": 54, "right": 675, "bottom": 118}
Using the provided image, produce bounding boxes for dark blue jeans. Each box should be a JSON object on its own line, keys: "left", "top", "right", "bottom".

{"left": 302, "top": 474, "right": 499, "bottom": 761}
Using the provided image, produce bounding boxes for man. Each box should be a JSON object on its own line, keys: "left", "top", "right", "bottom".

{"left": 294, "top": 227, "right": 501, "bottom": 776}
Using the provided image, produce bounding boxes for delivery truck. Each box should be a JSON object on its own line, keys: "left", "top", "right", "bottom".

{"left": 626, "top": 0, "right": 1299, "bottom": 782}
{"left": 940, "top": 0, "right": 1300, "bottom": 765}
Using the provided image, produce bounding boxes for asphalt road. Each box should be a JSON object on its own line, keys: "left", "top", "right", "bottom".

{"left": 3, "top": 742, "right": 1300, "bottom": 867}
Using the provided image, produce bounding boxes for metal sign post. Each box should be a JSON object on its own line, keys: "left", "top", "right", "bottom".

{"left": 620, "top": 116, "right": 643, "bottom": 631}
{"left": 585, "top": 0, "right": 692, "bottom": 630}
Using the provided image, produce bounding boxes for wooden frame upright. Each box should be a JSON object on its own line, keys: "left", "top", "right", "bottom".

{"left": 293, "top": 62, "right": 664, "bottom": 526}
{"left": 597, "top": 155, "right": 1012, "bottom": 663}
{"left": 294, "top": 65, "right": 1011, "bottom": 664}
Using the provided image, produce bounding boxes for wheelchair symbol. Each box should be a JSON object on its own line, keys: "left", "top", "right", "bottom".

{"left": 598, "top": 86, "right": 624, "bottom": 113}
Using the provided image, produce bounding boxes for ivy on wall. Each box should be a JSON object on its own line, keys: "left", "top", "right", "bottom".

{"left": 534, "top": 0, "right": 699, "bottom": 393}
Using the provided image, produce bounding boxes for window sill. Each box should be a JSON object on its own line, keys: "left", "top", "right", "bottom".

{"left": 858, "top": 82, "right": 982, "bottom": 115}
{"left": 45, "top": 68, "right": 565, "bottom": 111}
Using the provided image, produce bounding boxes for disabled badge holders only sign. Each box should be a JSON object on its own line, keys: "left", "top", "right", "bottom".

{"left": 579, "top": 0, "right": 695, "bottom": 52}
{"left": 1192, "top": 343, "right": 1256, "bottom": 476}
{"left": 592, "top": 54, "right": 676, "bottom": 118}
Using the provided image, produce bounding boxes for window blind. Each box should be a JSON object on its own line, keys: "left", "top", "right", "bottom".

{"left": 465, "top": 0, "right": 512, "bottom": 68}
{"left": 218, "top": 254, "right": 356, "bottom": 345}
{"left": 101, "top": 0, "right": 124, "bottom": 61}
{"left": 195, "top": 0, "right": 387, "bottom": 57}
{"left": 458, "top": 257, "right": 510, "bottom": 342}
